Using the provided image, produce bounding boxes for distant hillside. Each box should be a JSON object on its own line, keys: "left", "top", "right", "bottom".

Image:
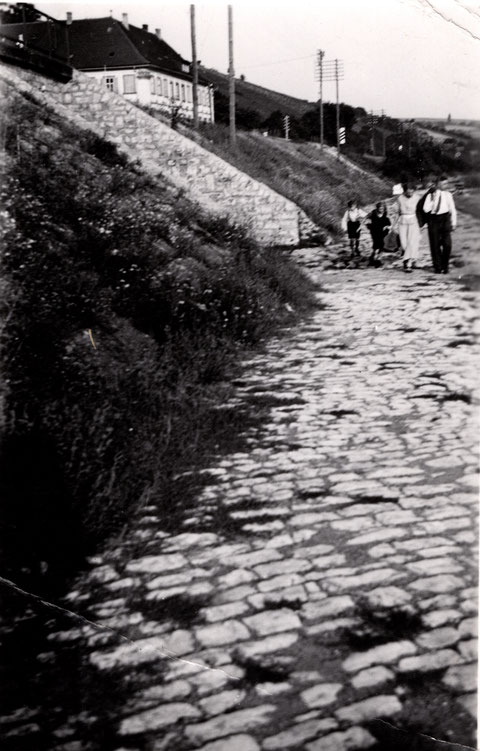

{"left": 200, "top": 66, "right": 314, "bottom": 121}
{"left": 415, "top": 118, "right": 480, "bottom": 126}
{"left": 197, "top": 69, "right": 479, "bottom": 183}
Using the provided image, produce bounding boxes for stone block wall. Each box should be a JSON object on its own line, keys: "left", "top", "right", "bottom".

{"left": 0, "top": 63, "right": 322, "bottom": 247}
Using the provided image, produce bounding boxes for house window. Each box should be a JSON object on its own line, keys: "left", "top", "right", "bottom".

{"left": 181, "top": 84, "right": 185, "bottom": 102}
{"left": 175, "top": 82, "right": 180, "bottom": 100}
{"left": 156, "top": 77, "right": 162, "bottom": 95}
{"left": 169, "top": 81, "right": 174, "bottom": 98}
{"left": 104, "top": 76, "right": 116, "bottom": 92}
{"left": 123, "top": 74, "right": 136, "bottom": 94}
{"left": 181, "top": 63, "right": 189, "bottom": 73}
{"left": 163, "top": 79, "right": 168, "bottom": 97}
{"left": 186, "top": 86, "right": 192, "bottom": 102}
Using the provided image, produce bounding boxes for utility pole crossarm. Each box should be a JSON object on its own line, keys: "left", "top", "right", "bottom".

{"left": 318, "top": 56, "right": 344, "bottom": 157}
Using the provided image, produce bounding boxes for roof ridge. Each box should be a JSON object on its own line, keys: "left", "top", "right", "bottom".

{"left": 127, "top": 21, "right": 188, "bottom": 64}
{"left": 113, "top": 18, "right": 150, "bottom": 67}
{"left": 68, "top": 16, "right": 191, "bottom": 76}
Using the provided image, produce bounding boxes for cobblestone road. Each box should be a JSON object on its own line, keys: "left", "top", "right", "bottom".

{"left": 2, "top": 222, "right": 478, "bottom": 751}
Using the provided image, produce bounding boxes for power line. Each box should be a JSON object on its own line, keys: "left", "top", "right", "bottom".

{"left": 242, "top": 53, "right": 316, "bottom": 70}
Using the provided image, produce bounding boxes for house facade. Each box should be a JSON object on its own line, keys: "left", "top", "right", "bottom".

{"left": 67, "top": 14, "right": 215, "bottom": 123}
{"left": 0, "top": 5, "right": 214, "bottom": 122}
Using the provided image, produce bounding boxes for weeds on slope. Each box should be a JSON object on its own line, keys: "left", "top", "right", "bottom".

{"left": 0, "top": 88, "right": 315, "bottom": 586}
{"left": 193, "top": 123, "right": 388, "bottom": 236}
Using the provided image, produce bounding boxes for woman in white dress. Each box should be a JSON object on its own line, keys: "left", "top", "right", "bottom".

{"left": 396, "top": 183, "right": 421, "bottom": 272}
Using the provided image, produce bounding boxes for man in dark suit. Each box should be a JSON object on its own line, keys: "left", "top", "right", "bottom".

{"left": 417, "top": 176, "right": 457, "bottom": 274}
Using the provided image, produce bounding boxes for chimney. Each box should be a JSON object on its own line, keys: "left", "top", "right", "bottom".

{"left": 66, "top": 11, "right": 72, "bottom": 25}
{"left": 142, "top": 24, "right": 148, "bottom": 31}
{"left": 155, "top": 28, "right": 161, "bottom": 39}
{"left": 122, "top": 13, "right": 129, "bottom": 29}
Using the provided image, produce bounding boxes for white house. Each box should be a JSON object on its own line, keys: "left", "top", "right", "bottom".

{"left": 66, "top": 12, "right": 214, "bottom": 122}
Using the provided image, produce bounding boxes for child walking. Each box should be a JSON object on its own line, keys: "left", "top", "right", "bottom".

{"left": 365, "top": 202, "right": 391, "bottom": 267}
{"left": 341, "top": 200, "right": 367, "bottom": 256}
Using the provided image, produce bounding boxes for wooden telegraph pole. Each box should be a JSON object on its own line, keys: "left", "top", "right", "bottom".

{"left": 228, "top": 4, "right": 236, "bottom": 148}
{"left": 315, "top": 49, "right": 325, "bottom": 149}
{"left": 381, "top": 110, "right": 386, "bottom": 157}
{"left": 335, "top": 59, "right": 340, "bottom": 154}
{"left": 323, "top": 59, "right": 344, "bottom": 157}
{"left": 190, "top": 4, "right": 199, "bottom": 129}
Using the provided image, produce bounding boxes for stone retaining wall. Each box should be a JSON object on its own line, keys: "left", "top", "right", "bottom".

{"left": 1, "top": 63, "right": 322, "bottom": 247}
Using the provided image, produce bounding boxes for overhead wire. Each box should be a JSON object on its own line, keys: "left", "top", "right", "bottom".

{"left": 241, "top": 53, "right": 316, "bottom": 70}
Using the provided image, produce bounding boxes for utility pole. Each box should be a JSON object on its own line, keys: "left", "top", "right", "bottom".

{"left": 228, "top": 4, "right": 236, "bottom": 148}
{"left": 335, "top": 59, "right": 340, "bottom": 155}
{"left": 370, "top": 110, "right": 375, "bottom": 155}
{"left": 190, "top": 4, "right": 199, "bottom": 129}
{"left": 315, "top": 49, "right": 325, "bottom": 149}
{"left": 380, "top": 110, "right": 386, "bottom": 158}
{"left": 323, "top": 58, "right": 344, "bottom": 157}
{"left": 369, "top": 110, "right": 388, "bottom": 157}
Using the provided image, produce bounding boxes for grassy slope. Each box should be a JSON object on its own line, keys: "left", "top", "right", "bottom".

{"left": 192, "top": 124, "right": 390, "bottom": 236}
{"left": 0, "top": 86, "right": 316, "bottom": 581}
{"left": 201, "top": 67, "right": 314, "bottom": 119}
{"left": 456, "top": 189, "right": 480, "bottom": 220}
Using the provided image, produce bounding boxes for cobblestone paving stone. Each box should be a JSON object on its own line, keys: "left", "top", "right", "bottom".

{"left": 1, "top": 221, "right": 478, "bottom": 750}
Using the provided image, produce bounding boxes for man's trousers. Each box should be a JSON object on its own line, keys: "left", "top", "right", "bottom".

{"left": 427, "top": 214, "right": 452, "bottom": 273}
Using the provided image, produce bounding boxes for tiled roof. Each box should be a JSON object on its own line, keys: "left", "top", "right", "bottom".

{"left": 0, "top": 15, "right": 208, "bottom": 84}
{"left": 68, "top": 17, "right": 191, "bottom": 78}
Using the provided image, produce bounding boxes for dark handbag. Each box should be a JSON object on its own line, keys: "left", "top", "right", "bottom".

{"left": 416, "top": 192, "right": 429, "bottom": 228}
{"left": 383, "top": 229, "right": 400, "bottom": 252}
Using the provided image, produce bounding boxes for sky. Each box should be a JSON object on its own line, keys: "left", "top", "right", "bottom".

{"left": 39, "top": 0, "right": 480, "bottom": 119}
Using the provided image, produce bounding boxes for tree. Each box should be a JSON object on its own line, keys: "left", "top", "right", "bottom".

{"left": 212, "top": 90, "right": 262, "bottom": 131}
{"left": 261, "top": 110, "right": 284, "bottom": 137}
